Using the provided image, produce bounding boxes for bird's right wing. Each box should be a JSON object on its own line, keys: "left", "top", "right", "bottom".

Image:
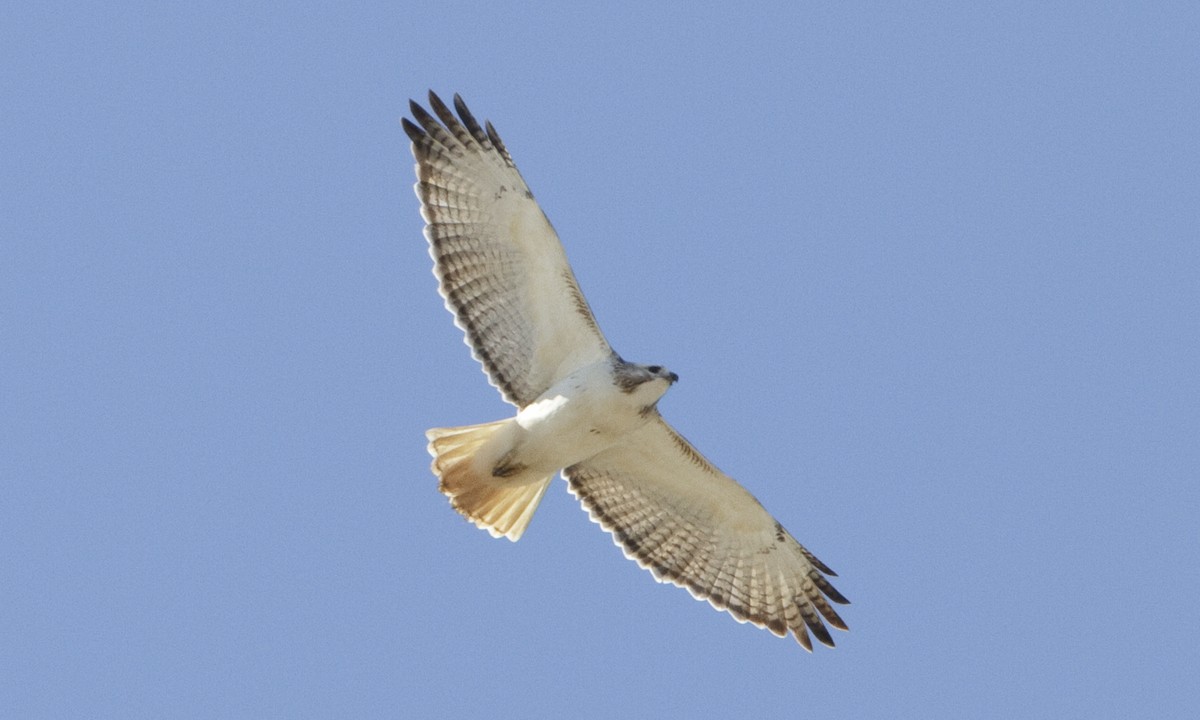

{"left": 403, "top": 92, "right": 612, "bottom": 407}
{"left": 564, "top": 416, "right": 849, "bottom": 651}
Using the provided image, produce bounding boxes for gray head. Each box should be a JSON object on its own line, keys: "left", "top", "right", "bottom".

{"left": 612, "top": 358, "right": 679, "bottom": 394}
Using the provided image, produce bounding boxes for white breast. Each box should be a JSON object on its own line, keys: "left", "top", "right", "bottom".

{"left": 510, "top": 359, "right": 663, "bottom": 476}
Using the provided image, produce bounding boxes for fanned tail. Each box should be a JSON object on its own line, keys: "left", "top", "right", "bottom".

{"left": 426, "top": 421, "right": 551, "bottom": 541}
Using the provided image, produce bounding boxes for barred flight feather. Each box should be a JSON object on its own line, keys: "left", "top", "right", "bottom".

{"left": 404, "top": 91, "right": 610, "bottom": 407}
{"left": 565, "top": 417, "right": 848, "bottom": 650}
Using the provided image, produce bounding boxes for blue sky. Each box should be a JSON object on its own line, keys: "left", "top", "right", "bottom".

{"left": 3, "top": 2, "right": 1198, "bottom": 717}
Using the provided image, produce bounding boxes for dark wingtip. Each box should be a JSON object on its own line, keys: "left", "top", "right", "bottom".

{"left": 427, "top": 90, "right": 451, "bottom": 119}
{"left": 823, "top": 581, "right": 850, "bottom": 606}
{"left": 452, "top": 93, "right": 489, "bottom": 145}
{"left": 485, "top": 120, "right": 504, "bottom": 146}
{"left": 408, "top": 98, "right": 438, "bottom": 129}
{"left": 401, "top": 116, "right": 425, "bottom": 142}
{"left": 812, "top": 623, "right": 836, "bottom": 649}
{"left": 825, "top": 611, "right": 850, "bottom": 632}
{"left": 452, "top": 92, "right": 469, "bottom": 118}
{"left": 795, "top": 626, "right": 814, "bottom": 652}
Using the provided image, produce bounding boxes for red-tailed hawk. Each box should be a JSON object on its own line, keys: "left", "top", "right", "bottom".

{"left": 403, "top": 92, "right": 849, "bottom": 650}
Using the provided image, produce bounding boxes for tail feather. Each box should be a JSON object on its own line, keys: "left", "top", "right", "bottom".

{"left": 426, "top": 421, "right": 551, "bottom": 541}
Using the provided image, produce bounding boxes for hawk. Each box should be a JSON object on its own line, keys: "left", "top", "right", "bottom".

{"left": 402, "top": 92, "right": 849, "bottom": 650}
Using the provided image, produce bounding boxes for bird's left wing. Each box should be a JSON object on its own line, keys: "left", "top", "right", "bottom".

{"left": 564, "top": 416, "right": 849, "bottom": 651}
{"left": 403, "top": 92, "right": 611, "bottom": 407}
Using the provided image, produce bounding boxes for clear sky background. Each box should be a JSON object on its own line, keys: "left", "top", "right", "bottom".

{"left": 3, "top": 2, "right": 1198, "bottom": 718}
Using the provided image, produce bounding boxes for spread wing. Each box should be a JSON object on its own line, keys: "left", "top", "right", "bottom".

{"left": 564, "top": 416, "right": 849, "bottom": 651}
{"left": 403, "top": 92, "right": 611, "bottom": 407}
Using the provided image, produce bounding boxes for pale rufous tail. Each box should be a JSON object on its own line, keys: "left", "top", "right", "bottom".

{"left": 426, "top": 421, "right": 552, "bottom": 542}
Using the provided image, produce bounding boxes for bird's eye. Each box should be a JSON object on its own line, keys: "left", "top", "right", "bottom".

{"left": 647, "top": 365, "right": 662, "bottom": 374}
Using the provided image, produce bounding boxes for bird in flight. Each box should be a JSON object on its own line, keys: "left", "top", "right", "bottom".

{"left": 402, "top": 92, "right": 849, "bottom": 650}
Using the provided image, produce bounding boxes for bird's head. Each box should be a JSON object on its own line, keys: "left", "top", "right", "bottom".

{"left": 613, "top": 359, "right": 678, "bottom": 407}
{"left": 644, "top": 364, "right": 680, "bottom": 386}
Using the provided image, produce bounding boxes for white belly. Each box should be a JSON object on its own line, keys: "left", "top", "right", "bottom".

{"left": 499, "top": 359, "right": 661, "bottom": 479}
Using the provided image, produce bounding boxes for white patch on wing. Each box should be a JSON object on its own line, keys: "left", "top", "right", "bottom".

{"left": 517, "top": 394, "right": 569, "bottom": 428}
